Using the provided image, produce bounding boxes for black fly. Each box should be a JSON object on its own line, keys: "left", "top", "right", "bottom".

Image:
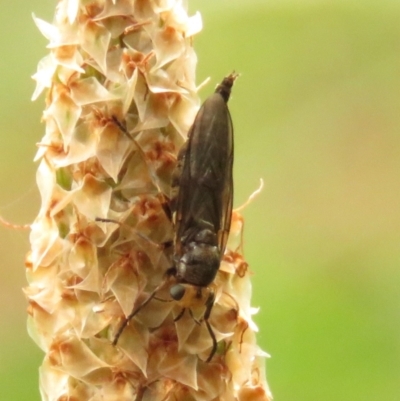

{"left": 112, "top": 73, "right": 237, "bottom": 362}
{"left": 168, "top": 73, "right": 237, "bottom": 360}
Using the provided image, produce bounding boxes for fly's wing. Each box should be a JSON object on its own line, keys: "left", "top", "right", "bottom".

{"left": 174, "top": 92, "right": 234, "bottom": 257}
{"left": 217, "top": 108, "right": 234, "bottom": 256}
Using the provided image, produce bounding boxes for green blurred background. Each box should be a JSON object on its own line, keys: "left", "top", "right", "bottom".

{"left": 1, "top": 0, "right": 400, "bottom": 399}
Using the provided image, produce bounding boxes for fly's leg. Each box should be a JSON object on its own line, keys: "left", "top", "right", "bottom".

{"left": 174, "top": 308, "right": 186, "bottom": 322}
{"left": 203, "top": 291, "right": 217, "bottom": 363}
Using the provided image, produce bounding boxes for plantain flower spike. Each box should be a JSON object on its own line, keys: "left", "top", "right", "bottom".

{"left": 26, "top": 1, "right": 272, "bottom": 400}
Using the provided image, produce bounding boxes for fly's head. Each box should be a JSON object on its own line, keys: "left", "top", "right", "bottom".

{"left": 169, "top": 282, "right": 215, "bottom": 310}
{"left": 169, "top": 225, "right": 220, "bottom": 308}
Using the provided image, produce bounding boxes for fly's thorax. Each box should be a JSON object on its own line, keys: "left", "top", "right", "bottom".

{"left": 174, "top": 227, "right": 221, "bottom": 286}
{"left": 194, "top": 227, "right": 218, "bottom": 245}
{"left": 177, "top": 242, "right": 220, "bottom": 284}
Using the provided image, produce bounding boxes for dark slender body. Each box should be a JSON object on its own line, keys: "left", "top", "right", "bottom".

{"left": 112, "top": 74, "right": 237, "bottom": 362}
{"left": 170, "top": 74, "right": 237, "bottom": 361}
{"left": 172, "top": 74, "right": 236, "bottom": 291}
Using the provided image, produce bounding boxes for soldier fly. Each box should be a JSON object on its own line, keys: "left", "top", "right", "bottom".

{"left": 169, "top": 73, "right": 237, "bottom": 360}
{"left": 112, "top": 73, "right": 237, "bottom": 362}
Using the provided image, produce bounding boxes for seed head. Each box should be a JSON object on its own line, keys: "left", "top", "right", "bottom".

{"left": 26, "top": 1, "right": 272, "bottom": 400}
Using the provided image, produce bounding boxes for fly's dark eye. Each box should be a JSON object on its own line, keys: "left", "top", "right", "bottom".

{"left": 170, "top": 284, "right": 186, "bottom": 301}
